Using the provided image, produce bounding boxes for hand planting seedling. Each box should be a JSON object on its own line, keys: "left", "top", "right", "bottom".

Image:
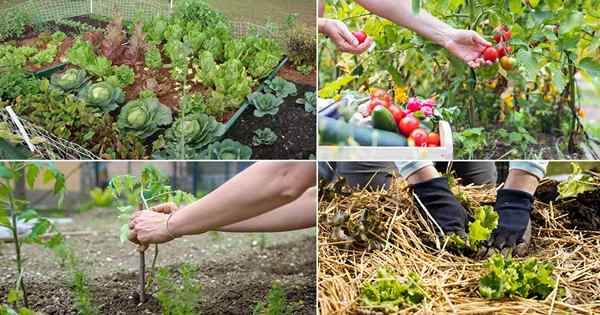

{"left": 109, "top": 166, "right": 194, "bottom": 304}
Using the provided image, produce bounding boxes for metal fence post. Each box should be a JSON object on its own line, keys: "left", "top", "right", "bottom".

{"left": 90, "top": 0, "right": 93, "bottom": 14}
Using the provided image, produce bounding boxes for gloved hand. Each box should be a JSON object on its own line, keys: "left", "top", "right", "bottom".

{"left": 486, "top": 189, "right": 533, "bottom": 256}
{"left": 413, "top": 177, "right": 469, "bottom": 239}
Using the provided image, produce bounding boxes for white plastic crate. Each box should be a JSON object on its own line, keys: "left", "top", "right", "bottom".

{"left": 318, "top": 121, "right": 453, "bottom": 160}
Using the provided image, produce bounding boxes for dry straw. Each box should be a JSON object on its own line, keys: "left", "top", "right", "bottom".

{"left": 318, "top": 179, "right": 600, "bottom": 314}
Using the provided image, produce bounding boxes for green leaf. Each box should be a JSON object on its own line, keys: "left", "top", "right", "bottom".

{"left": 318, "top": 75, "right": 355, "bottom": 99}
{"left": 411, "top": 0, "right": 420, "bottom": 15}
{"left": 578, "top": 57, "right": 600, "bottom": 78}
{"left": 25, "top": 164, "right": 39, "bottom": 189}
{"left": 0, "top": 165, "right": 13, "bottom": 179}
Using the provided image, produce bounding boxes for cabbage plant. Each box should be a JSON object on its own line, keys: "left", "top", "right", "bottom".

{"left": 266, "top": 77, "right": 297, "bottom": 99}
{"left": 78, "top": 81, "right": 125, "bottom": 112}
{"left": 248, "top": 92, "right": 283, "bottom": 117}
{"left": 50, "top": 69, "right": 88, "bottom": 92}
{"left": 166, "top": 113, "right": 224, "bottom": 150}
{"left": 199, "top": 139, "right": 252, "bottom": 160}
{"left": 117, "top": 97, "right": 173, "bottom": 139}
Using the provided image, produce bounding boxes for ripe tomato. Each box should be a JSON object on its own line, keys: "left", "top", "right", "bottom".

{"left": 496, "top": 45, "right": 512, "bottom": 58}
{"left": 503, "top": 30, "right": 511, "bottom": 41}
{"left": 398, "top": 116, "right": 420, "bottom": 137}
{"left": 500, "top": 56, "right": 516, "bottom": 70}
{"left": 427, "top": 132, "right": 441, "bottom": 146}
{"left": 483, "top": 46, "right": 498, "bottom": 62}
{"left": 388, "top": 105, "right": 405, "bottom": 125}
{"left": 368, "top": 98, "right": 387, "bottom": 114}
{"left": 410, "top": 129, "right": 428, "bottom": 147}
{"left": 352, "top": 31, "right": 367, "bottom": 44}
{"left": 493, "top": 32, "right": 501, "bottom": 43}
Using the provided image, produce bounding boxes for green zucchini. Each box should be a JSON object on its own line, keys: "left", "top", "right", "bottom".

{"left": 319, "top": 116, "right": 407, "bottom": 146}
{"left": 371, "top": 106, "right": 399, "bottom": 133}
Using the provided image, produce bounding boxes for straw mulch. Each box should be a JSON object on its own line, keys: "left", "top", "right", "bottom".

{"left": 318, "top": 179, "right": 600, "bottom": 315}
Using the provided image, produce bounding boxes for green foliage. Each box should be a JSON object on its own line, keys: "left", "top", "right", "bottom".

{"left": 108, "top": 65, "right": 135, "bottom": 88}
{"left": 296, "top": 91, "right": 316, "bottom": 114}
{"left": 468, "top": 206, "right": 499, "bottom": 246}
{"left": 0, "top": 68, "right": 40, "bottom": 100}
{"left": 248, "top": 92, "right": 284, "bottom": 117}
{"left": 50, "top": 69, "right": 88, "bottom": 92}
{"left": 0, "top": 304, "right": 36, "bottom": 315}
{"left": 454, "top": 128, "right": 487, "bottom": 160}
{"left": 253, "top": 281, "right": 290, "bottom": 315}
{"left": 557, "top": 163, "right": 597, "bottom": 199}
{"left": 144, "top": 44, "right": 163, "bottom": 70}
{"left": 296, "top": 64, "right": 314, "bottom": 76}
{"left": 55, "top": 19, "right": 103, "bottom": 34}
{"left": 180, "top": 93, "right": 206, "bottom": 115}
{"left": 206, "top": 59, "right": 254, "bottom": 117}
{"left": 0, "top": 44, "right": 37, "bottom": 68}
{"left": 155, "top": 263, "right": 202, "bottom": 315}
{"left": 199, "top": 139, "right": 252, "bottom": 160}
{"left": 285, "top": 24, "right": 316, "bottom": 69}
{"left": 266, "top": 77, "right": 297, "bottom": 99}
{"left": 89, "top": 187, "right": 113, "bottom": 208}
{"left": 242, "top": 36, "right": 283, "bottom": 79}
{"left": 78, "top": 81, "right": 126, "bottom": 113}
{"left": 359, "top": 269, "right": 426, "bottom": 313}
{"left": 479, "top": 254, "right": 557, "bottom": 300}
{"left": 194, "top": 50, "right": 218, "bottom": 87}
{"left": 0, "top": 8, "right": 31, "bottom": 41}
{"left": 159, "top": 113, "right": 224, "bottom": 158}
{"left": 66, "top": 39, "right": 113, "bottom": 78}
{"left": 117, "top": 97, "right": 173, "bottom": 139}
{"left": 174, "top": 0, "right": 229, "bottom": 29}
{"left": 252, "top": 128, "right": 278, "bottom": 146}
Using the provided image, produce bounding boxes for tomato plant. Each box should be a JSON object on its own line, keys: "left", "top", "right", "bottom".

{"left": 319, "top": 0, "right": 600, "bottom": 159}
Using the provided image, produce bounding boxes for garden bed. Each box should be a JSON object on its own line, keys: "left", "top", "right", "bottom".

{"left": 225, "top": 83, "right": 316, "bottom": 159}
{"left": 0, "top": 209, "right": 316, "bottom": 314}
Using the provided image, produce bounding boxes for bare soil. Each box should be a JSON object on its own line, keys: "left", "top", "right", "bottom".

{"left": 0, "top": 209, "right": 316, "bottom": 314}
{"left": 277, "top": 64, "right": 316, "bottom": 87}
{"left": 225, "top": 84, "right": 316, "bottom": 159}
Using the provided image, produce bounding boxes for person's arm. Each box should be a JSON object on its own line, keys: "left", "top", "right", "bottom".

{"left": 129, "top": 162, "right": 316, "bottom": 245}
{"left": 355, "top": 0, "right": 491, "bottom": 67}
{"left": 217, "top": 187, "right": 316, "bottom": 232}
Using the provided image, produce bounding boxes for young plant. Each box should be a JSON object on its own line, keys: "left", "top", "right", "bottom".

{"left": 107, "top": 65, "right": 135, "bottom": 88}
{"left": 266, "top": 77, "right": 297, "bottom": 99}
{"left": 78, "top": 81, "right": 126, "bottom": 113}
{"left": 248, "top": 92, "right": 283, "bottom": 117}
{"left": 199, "top": 139, "right": 252, "bottom": 160}
{"left": 155, "top": 263, "right": 202, "bottom": 315}
{"left": 447, "top": 205, "right": 498, "bottom": 251}
{"left": 109, "top": 166, "right": 195, "bottom": 303}
{"left": 88, "top": 187, "right": 113, "bottom": 208}
{"left": 206, "top": 59, "right": 254, "bottom": 117}
{"left": 0, "top": 8, "right": 31, "bottom": 41}
{"left": 161, "top": 113, "right": 224, "bottom": 158}
{"left": 479, "top": 254, "right": 558, "bottom": 300}
{"left": 50, "top": 69, "right": 88, "bottom": 93}
{"left": 116, "top": 97, "right": 173, "bottom": 139}
{"left": 359, "top": 269, "right": 426, "bottom": 313}
{"left": 296, "top": 91, "right": 316, "bottom": 114}
{"left": 557, "top": 163, "right": 597, "bottom": 199}
{"left": 0, "top": 162, "right": 65, "bottom": 308}
{"left": 144, "top": 44, "right": 163, "bottom": 70}
{"left": 252, "top": 128, "right": 277, "bottom": 146}
{"left": 253, "top": 281, "right": 290, "bottom": 315}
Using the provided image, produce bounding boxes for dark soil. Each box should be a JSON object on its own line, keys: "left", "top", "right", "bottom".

{"left": 0, "top": 238, "right": 316, "bottom": 314}
{"left": 225, "top": 84, "right": 316, "bottom": 159}
{"left": 534, "top": 180, "right": 560, "bottom": 203}
{"left": 559, "top": 189, "right": 600, "bottom": 230}
{"left": 278, "top": 64, "right": 316, "bottom": 87}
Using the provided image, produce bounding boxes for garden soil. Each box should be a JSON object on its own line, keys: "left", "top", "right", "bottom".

{"left": 225, "top": 84, "right": 316, "bottom": 159}
{"left": 0, "top": 209, "right": 316, "bottom": 314}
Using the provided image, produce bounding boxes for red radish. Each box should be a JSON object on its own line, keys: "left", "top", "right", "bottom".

{"left": 406, "top": 97, "right": 422, "bottom": 112}
{"left": 352, "top": 31, "right": 367, "bottom": 44}
{"left": 420, "top": 106, "right": 433, "bottom": 117}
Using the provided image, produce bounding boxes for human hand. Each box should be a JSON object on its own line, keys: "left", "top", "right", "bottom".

{"left": 443, "top": 29, "right": 493, "bottom": 68}
{"left": 148, "top": 202, "right": 179, "bottom": 214}
{"left": 319, "top": 18, "right": 373, "bottom": 54}
{"left": 128, "top": 210, "right": 178, "bottom": 251}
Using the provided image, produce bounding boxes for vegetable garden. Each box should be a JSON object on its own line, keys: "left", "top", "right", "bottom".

{"left": 0, "top": 0, "right": 316, "bottom": 160}
{"left": 0, "top": 162, "right": 316, "bottom": 314}
{"left": 318, "top": 0, "right": 600, "bottom": 159}
{"left": 318, "top": 162, "right": 600, "bottom": 314}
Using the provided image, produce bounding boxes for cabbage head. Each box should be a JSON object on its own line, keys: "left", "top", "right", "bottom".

{"left": 117, "top": 97, "right": 173, "bottom": 139}
{"left": 50, "top": 69, "right": 88, "bottom": 92}
{"left": 199, "top": 139, "right": 252, "bottom": 160}
{"left": 166, "top": 113, "right": 224, "bottom": 149}
{"left": 78, "top": 81, "right": 125, "bottom": 112}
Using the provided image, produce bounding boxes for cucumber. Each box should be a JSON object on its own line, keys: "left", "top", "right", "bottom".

{"left": 319, "top": 116, "right": 408, "bottom": 146}
{"left": 371, "top": 106, "right": 399, "bottom": 133}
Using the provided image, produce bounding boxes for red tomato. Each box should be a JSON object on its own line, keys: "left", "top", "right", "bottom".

{"left": 352, "top": 31, "right": 367, "bottom": 44}
{"left": 483, "top": 46, "right": 498, "bottom": 62}
{"left": 427, "top": 132, "right": 441, "bottom": 146}
{"left": 388, "top": 105, "right": 405, "bottom": 125}
{"left": 398, "top": 116, "right": 420, "bottom": 137}
{"left": 496, "top": 45, "right": 512, "bottom": 58}
{"left": 427, "top": 144, "right": 438, "bottom": 147}
{"left": 368, "top": 98, "right": 387, "bottom": 114}
{"left": 410, "top": 129, "right": 428, "bottom": 147}
{"left": 503, "top": 30, "right": 511, "bottom": 41}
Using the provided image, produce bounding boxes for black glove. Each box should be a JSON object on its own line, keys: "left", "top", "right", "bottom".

{"left": 413, "top": 177, "right": 469, "bottom": 237}
{"left": 488, "top": 189, "right": 533, "bottom": 250}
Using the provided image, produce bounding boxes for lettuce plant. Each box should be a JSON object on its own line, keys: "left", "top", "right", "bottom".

{"left": 360, "top": 269, "right": 426, "bottom": 313}
{"left": 194, "top": 50, "right": 218, "bottom": 87}
{"left": 266, "top": 77, "right": 297, "bottom": 99}
{"left": 50, "top": 69, "right": 88, "bottom": 92}
{"left": 206, "top": 59, "right": 253, "bottom": 117}
{"left": 78, "top": 81, "right": 125, "bottom": 112}
{"left": 248, "top": 50, "right": 281, "bottom": 79}
{"left": 117, "top": 97, "right": 173, "bottom": 139}
{"left": 107, "top": 65, "right": 135, "bottom": 88}
{"left": 199, "top": 139, "right": 252, "bottom": 160}
{"left": 66, "top": 39, "right": 113, "bottom": 78}
{"left": 252, "top": 128, "right": 277, "bottom": 146}
{"left": 145, "top": 44, "right": 163, "bottom": 70}
{"left": 248, "top": 92, "right": 283, "bottom": 117}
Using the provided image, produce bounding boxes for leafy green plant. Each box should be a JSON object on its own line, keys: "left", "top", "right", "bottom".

{"left": 252, "top": 128, "right": 277, "bottom": 146}
{"left": 454, "top": 128, "right": 487, "bottom": 160}
{"left": 155, "top": 263, "right": 202, "bottom": 315}
{"left": 194, "top": 50, "right": 218, "bottom": 87}
{"left": 248, "top": 92, "right": 284, "bottom": 117}
{"left": 199, "top": 139, "right": 252, "bottom": 160}
{"left": 107, "top": 65, "right": 135, "bottom": 88}
{"left": 253, "top": 281, "right": 290, "bottom": 315}
{"left": 50, "top": 69, "right": 88, "bottom": 92}
{"left": 174, "top": 0, "right": 229, "bottom": 28}
{"left": 296, "top": 64, "right": 314, "bottom": 76}
{"left": 0, "top": 162, "right": 65, "bottom": 308}
{"left": 155, "top": 113, "right": 224, "bottom": 159}
{"left": 78, "top": 81, "right": 125, "bottom": 112}
{"left": 266, "top": 77, "right": 297, "bottom": 99}
{"left": 0, "top": 8, "right": 31, "bottom": 41}
{"left": 0, "top": 68, "right": 41, "bottom": 100}
{"left": 447, "top": 206, "right": 498, "bottom": 250}
{"left": 206, "top": 59, "right": 254, "bottom": 117}
{"left": 0, "top": 304, "right": 36, "bottom": 315}
{"left": 66, "top": 39, "right": 113, "bottom": 78}
{"left": 54, "top": 19, "right": 103, "bottom": 34}
{"left": 243, "top": 36, "right": 283, "bottom": 79}
{"left": 89, "top": 187, "right": 113, "bottom": 208}
{"left": 359, "top": 269, "right": 426, "bottom": 313}
{"left": 0, "top": 44, "right": 37, "bottom": 68}
{"left": 144, "top": 44, "right": 163, "bottom": 70}
{"left": 285, "top": 23, "right": 316, "bottom": 70}
{"left": 479, "top": 254, "right": 557, "bottom": 300}
{"left": 557, "top": 163, "right": 597, "bottom": 199}
{"left": 117, "top": 97, "right": 173, "bottom": 139}
{"left": 296, "top": 91, "right": 316, "bottom": 114}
